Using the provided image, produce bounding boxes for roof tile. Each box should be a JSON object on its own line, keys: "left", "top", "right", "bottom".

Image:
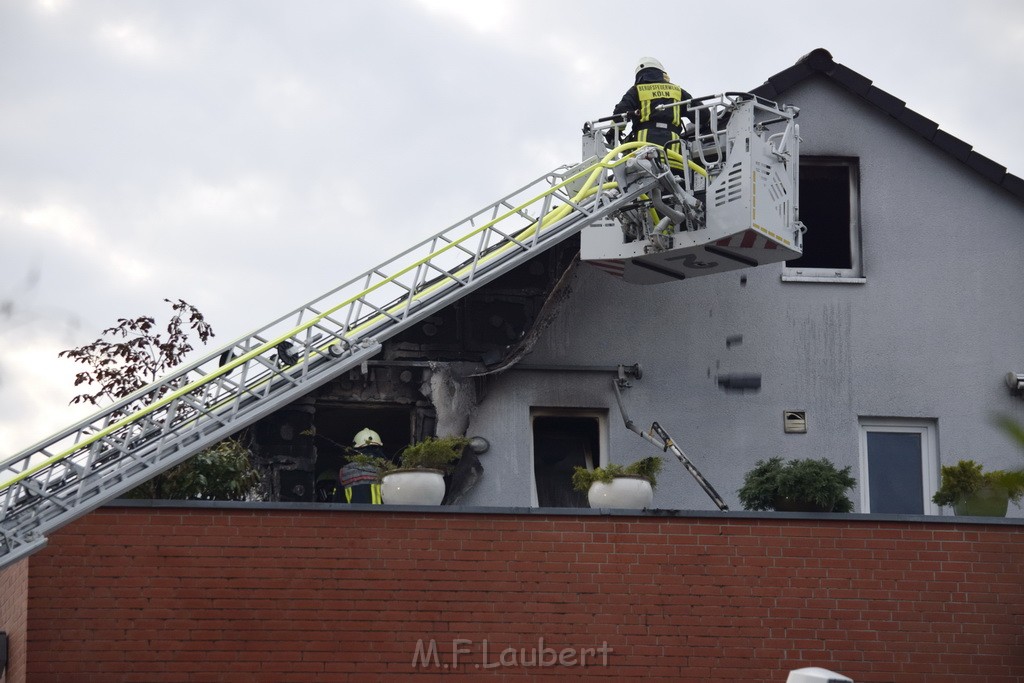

{"left": 932, "top": 130, "right": 972, "bottom": 161}
{"left": 966, "top": 152, "right": 1007, "bottom": 183}
{"left": 798, "top": 48, "right": 835, "bottom": 72}
{"left": 1002, "top": 173, "right": 1024, "bottom": 196}
{"left": 828, "top": 64, "right": 872, "bottom": 95}
{"left": 898, "top": 109, "right": 939, "bottom": 139}
{"left": 765, "top": 64, "right": 815, "bottom": 95}
{"left": 863, "top": 87, "right": 906, "bottom": 116}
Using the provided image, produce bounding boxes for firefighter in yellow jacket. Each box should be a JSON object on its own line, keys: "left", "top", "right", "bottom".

{"left": 612, "top": 57, "right": 692, "bottom": 173}
{"left": 337, "top": 428, "right": 391, "bottom": 504}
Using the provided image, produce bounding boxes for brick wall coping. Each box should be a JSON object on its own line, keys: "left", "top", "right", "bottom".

{"left": 106, "top": 499, "right": 1024, "bottom": 526}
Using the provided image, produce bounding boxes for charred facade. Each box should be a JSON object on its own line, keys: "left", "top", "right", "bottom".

{"left": 248, "top": 237, "right": 581, "bottom": 502}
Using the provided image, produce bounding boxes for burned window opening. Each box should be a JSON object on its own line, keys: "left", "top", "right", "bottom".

{"left": 532, "top": 412, "right": 603, "bottom": 508}
{"left": 786, "top": 157, "right": 861, "bottom": 278}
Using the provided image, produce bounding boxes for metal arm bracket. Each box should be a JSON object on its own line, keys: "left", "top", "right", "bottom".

{"left": 611, "top": 378, "right": 729, "bottom": 511}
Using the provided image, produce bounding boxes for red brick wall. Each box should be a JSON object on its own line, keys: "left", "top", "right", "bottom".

{"left": 0, "top": 558, "right": 28, "bottom": 683}
{"left": 16, "top": 505, "right": 1024, "bottom": 682}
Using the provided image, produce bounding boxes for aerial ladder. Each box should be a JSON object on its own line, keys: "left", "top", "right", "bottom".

{"left": 0, "top": 93, "right": 802, "bottom": 569}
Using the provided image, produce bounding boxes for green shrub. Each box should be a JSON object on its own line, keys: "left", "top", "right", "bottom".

{"left": 738, "top": 457, "right": 855, "bottom": 513}
{"left": 126, "top": 438, "right": 262, "bottom": 501}
{"left": 397, "top": 436, "right": 469, "bottom": 474}
{"left": 932, "top": 459, "right": 1024, "bottom": 508}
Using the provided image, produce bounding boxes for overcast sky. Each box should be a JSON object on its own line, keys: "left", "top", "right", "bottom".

{"left": 1, "top": 0, "right": 1022, "bottom": 456}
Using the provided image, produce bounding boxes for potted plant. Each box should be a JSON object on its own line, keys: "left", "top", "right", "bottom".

{"left": 379, "top": 435, "right": 469, "bottom": 505}
{"left": 738, "top": 457, "right": 856, "bottom": 513}
{"left": 572, "top": 456, "right": 663, "bottom": 510}
{"left": 932, "top": 459, "right": 1024, "bottom": 517}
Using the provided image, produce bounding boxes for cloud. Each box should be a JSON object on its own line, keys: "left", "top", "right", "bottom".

{"left": 17, "top": 201, "right": 151, "bottom": 286}
{"left": 20, "top": 203, "right": 98, "bottom": 251}
{"left": 253, "top": 74, "right": 326, "bottom": 130}
{"left": 413, "top": 0, "right": 516, "bottom": 34}
{"left": 0, "top": 328, "right": 91, "bottom": 457}
{"left": 95, "top": 20, "right": 165, "bottom": 63}
{"left": 167, "top": 174, "right": 285, "bottom": 227}
{"left": 34, "top": 0, "right": 69, "bottom": 15}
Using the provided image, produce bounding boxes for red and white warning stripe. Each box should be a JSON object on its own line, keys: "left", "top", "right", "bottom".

{"left": 714, "top": 229, "right": 778, "bottom": 250}
{"left": 586, "top": 259, "right": 626, "bottom": 278}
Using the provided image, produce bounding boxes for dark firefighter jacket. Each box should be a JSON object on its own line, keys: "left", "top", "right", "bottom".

{"left": 613, "top": 67, "right": 692, "bottom": 169}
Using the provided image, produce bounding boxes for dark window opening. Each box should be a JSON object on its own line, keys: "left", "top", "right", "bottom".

{"left": 786, "top": 158, "right": 859, "bottom": 274}
{"left": 532, "top": 414, "right": 600, "bottom": 508}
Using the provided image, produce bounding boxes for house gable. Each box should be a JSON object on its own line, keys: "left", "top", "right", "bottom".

{"left": 752, "top": 48, "right": 1024, "bottom": 200}
{"left": 257, "top": 48, "right": 1024, "bottom": 510}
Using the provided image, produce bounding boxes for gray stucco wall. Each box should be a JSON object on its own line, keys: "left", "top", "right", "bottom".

{"left": 461, "top": 75, "right": 1024, "bottom": 513}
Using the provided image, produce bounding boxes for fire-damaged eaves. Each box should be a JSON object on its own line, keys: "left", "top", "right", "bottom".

{"left": 246, "top": 237, "right": 583, "bottom": 503}
{"left": 381, "top": 235, "right": 581, "bottom": 371}
{"left": 752, "top": 47, "right": 1024, "bottom": 201}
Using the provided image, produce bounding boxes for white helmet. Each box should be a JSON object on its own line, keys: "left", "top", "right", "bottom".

{"left": 635, "top": 57, "right": 665, "bottom": 76}
{"left": 353, "top": 428, "right": 383, "bottom": 448}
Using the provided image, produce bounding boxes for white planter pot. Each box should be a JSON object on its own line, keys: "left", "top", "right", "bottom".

{"left": 587, "top": 476, "right": 654, "bottom": 510}
{"left": 380, "top": 469, "right": 446, "bottom": 505}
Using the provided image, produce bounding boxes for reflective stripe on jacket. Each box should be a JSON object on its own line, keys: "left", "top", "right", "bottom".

{"left": 345, "top": 483, "right": 382, "bottom": 504}
{"left": 636, "top": 82, "right": 684, "bottom": 131}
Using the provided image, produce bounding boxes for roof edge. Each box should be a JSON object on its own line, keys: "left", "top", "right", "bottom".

{"left": 751, "top": 48, "right": 1023, "bottom": 202}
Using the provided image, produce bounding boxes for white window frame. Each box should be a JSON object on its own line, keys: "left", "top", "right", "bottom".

{"left": 858, "top": 418, "right": 939, "bottom": 515}
{"left": 782, "top": 156, "right": 864, "bottom": 283}
{"left": 529, "top": 408, "right": 607, "bottom": 508}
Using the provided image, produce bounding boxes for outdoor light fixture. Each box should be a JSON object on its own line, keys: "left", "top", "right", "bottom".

{"left": 1007, "top": 372, "right": 1024, "bottom": 396}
